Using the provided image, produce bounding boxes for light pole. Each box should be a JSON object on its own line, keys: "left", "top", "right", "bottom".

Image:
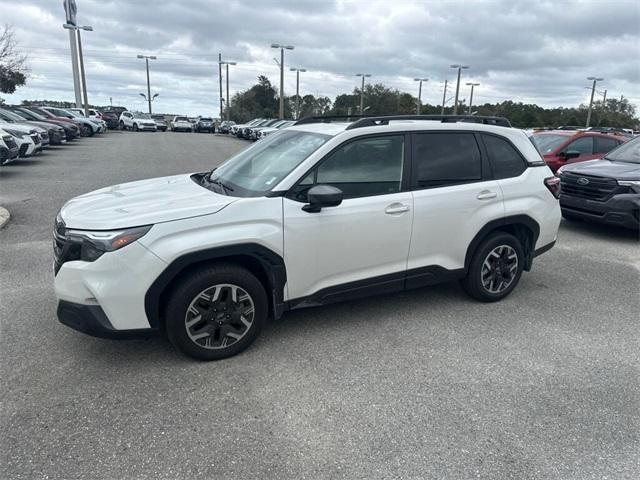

{"left": 586, "top": 76, "right": 604, "bottom": 127}
{"left": 450, "top": 64, "right": 469, "bottom": 115}
{"left": 356, "top": 73, "right": 372, "bottom": 115}
{"left": 139, "top": 92, "right": 159, "bottom": 108}
{"left": 440, "top": 79, "right": 449, "bottom": 115}
{"left": 63, "top": 24, "right": 92, "bottom": 115}
{"left": 137, "top": 55, "right": 157, "bottom": 114}
{"left": 413, "top": 77, "right": 428, "bottom": 115}
{"left": 271, "top": 43, "right": 294, "bottom": 119}
{"left": 290, "top": 68, "right": 306, "bottom": 119}
{"left": 466, "top": 82, "right": 480, "bottom": 114}
{"left": 220, "top": 60, "right": 237, "bottom": 121}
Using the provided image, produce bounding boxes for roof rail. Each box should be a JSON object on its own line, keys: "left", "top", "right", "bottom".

{"left": 294, "top": 114, "right": 373, "bottom": 126}
{"left": 345, "top": 115, "right": 512, "bottom": 130}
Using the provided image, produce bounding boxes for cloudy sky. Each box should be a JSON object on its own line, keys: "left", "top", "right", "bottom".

{"left": 1, "top": 0, "right": 639, "bottom": 117}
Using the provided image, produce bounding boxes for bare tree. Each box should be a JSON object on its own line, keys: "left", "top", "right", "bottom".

{"left": 0, "top": 24, "right": 28, "bottom": 94}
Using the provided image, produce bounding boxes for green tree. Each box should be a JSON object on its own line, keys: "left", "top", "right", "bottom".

{"left": 0, "top": 24, "right": 28, "bottom": 94}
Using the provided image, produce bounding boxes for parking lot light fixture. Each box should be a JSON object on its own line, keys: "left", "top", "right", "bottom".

{"left": 356, "top": 73, "right": 372, "bottom": 115}
{"left": 290, "top": 68, "right": 306, "bottom": 119}
{"left": 466, "top": 82, "right": 480, "bottom": 114}
{"left": 271, "top": 43, "right": 295, "bottom": 119}
{"left": 413, "top": 78, "right": 428, "bottom": 115}
{"left": 137, "top": 55, "right": 157, "bottom": 114}
{"left": 450, "top": 64, "right": 469, "bottom": 115}
{"left": 586, "top": 77, "right": 604, "bottom": 127}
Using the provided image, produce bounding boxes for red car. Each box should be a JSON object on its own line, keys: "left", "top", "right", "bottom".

{"left": 532, "top": 130, "right": 627, "bottom": 172}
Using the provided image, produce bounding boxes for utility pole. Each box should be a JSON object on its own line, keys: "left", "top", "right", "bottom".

{"left": 450, "top": 64, "right": 469, "bottom": 115}
{"left": 271, "top": 43, "right": 294, "bottom": 119}
{"left": 466, "top": 82, "right": 480, "bottom": 114}
{"left": 585, "top": 76, "right": 604, "bottom": 128}
{"left": 219, "top": 60, "right": 237, "bottom": 121}
{"left": 356, "top": 73, "right": 372, "bottom": 114}
{"left": 137, "top": 55, "right": 157, "bottom": 114}
{"left": 414, "top": 78, "right": 428, "bottom": 115}
{"left": 441, "top": 80, "right": 448, "bottom": 115}
{"left": 290, "top": 68, "right": 306, "bottom": 119}
{"left": 218, "top": 53, "right": 223, "bottom": 120}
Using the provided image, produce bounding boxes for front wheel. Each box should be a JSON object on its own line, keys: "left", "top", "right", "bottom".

{"left": 461, "top": 232, "right": 524, "bottom": 302}
{"left": 133, "top": 123, "right": 139, "bottom": 131}
{"left": 165, "top": 264, "right": 268, "bottom": 360}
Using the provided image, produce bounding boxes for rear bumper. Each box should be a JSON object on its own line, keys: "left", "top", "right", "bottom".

{"left": 560, "top": 193, "right": 640, "bottom": 229}
{"left": 57, "top": 300, "right": 156, "bottom": 339}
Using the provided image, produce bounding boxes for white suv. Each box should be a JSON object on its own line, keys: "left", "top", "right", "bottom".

{"left": 119, "top": 111, "right": 157, "bottom": 131}
{"left": 53, "top": 115, "right": 561, "bottom": 360}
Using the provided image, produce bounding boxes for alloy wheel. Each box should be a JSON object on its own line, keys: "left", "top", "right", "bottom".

{"left": 480, "top": 245, "right": 519, "bottom": 294}
{"left": 184, "top": 284, "right": 255, "bottom": 350}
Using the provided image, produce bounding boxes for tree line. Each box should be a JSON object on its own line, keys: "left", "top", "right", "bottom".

{"left": 227, "top": 76, "right": 638, "bottom": 129}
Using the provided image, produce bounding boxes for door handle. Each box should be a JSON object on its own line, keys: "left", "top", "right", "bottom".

{"left": 477, "top": 191, "right": 498, "bottom": 200}
{"left": 385, "top": 203, "right": 410, "bottom": 214}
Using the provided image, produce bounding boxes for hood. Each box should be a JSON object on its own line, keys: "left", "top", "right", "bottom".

{"left": 0, "top": 122, "right": 38, "bottom": 134}
{"left": 561, "top": 158, "right": 640, "bottom": 181}
{"left": 60, "top": 174, "right": 237, "bottom": 230}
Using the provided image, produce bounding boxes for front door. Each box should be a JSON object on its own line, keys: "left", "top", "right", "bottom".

{"left": 283, "top": 134, "right": 413, "bottom": 301}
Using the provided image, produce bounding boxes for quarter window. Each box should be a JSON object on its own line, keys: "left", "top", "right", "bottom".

{"left": 566, "top": 136, "right": 593, "bottom": 155}
{"left": 412, "top": 133, "right": 482, "bottom": 188}
{"left": 482, "top": 134, "right": 526, "bottom": 179}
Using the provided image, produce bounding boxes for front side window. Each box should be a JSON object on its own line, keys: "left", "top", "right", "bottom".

{"left": 210, "top": 130, "right": 330, "bottom": 196}
{"left": 566, "top": 136, "right": 593, "bottom": 155}
{"left": 412, "top": 132, "right": 482, "bottom": 188}
{"left": 293, "top": 135, "right": 405, "bottom": 200}
{"left": 482, "top": 134, "right": 526, "bottom": 179}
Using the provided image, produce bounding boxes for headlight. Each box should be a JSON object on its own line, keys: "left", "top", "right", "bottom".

{"left": 618, "top": 180, "right": 640, "bottom": 193}
{"left": 66, "top": 225, "right": 152, "bottom": 261}
{"left": 4, "top": 129, "right": 26, "bottom": 138}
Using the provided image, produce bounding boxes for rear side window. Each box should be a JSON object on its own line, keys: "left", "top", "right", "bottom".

{"left": 594, "top": 136, "right": 619, "bottom": 154}
{"left": 412, "top": 133, "right": 482, "bottom": 188}
{"left": 566, "top": 136, "right": 593, "bottom": 154}
{"left": 482, "top": 134, "right": 526, "bottom": 179}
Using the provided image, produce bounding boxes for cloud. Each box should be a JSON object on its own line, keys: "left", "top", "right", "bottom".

{"left": 1, "top": 0, "right": 638, "bottom": 116}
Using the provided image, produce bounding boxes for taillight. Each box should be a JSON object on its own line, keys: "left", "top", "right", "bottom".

{"left": 544, "top": 176, "right": 561, "bottom": 199}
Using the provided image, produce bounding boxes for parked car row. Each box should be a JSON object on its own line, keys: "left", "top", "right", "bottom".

{"left": 223, "top": 118, "right": 294, "bottom": 140}
{"left": 0, "top": 105, "right": 106, "bottom": 166}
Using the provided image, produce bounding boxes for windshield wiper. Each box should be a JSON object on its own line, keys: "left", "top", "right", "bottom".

{"left": 201, "top": 173, "right": 234, "bottom": 194}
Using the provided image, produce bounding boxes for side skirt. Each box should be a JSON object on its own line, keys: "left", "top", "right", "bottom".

{"left": 286, "top": 266, "right": 466, "bottom": 311}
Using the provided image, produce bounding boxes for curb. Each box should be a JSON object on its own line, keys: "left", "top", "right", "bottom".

{"left": 0, "top": 206, "right": 10, "bottom": 229}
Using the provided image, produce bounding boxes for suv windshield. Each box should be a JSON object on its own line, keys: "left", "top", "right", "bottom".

{"left": 605, "top": 137, "right": 640, "bottom": 164}
{"left": 210, "top": 130, "right": 330, "bottom": 195}
{"left": 135, "top": 113, "right": 151, "bottom": 119}
{"left": 532, "top": 134, "right": 568, "bottom": 154}
{"left": 175, "top": 117, "right": 189, "bottom": 122}
{"left": 200, "top": 118, "right": 213, "bottom": 121}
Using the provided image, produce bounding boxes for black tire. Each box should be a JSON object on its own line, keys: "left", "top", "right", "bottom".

{"left": 119, "top": 121, "right": 126, "bottom": 131}
{"left": 461, "top": 232, "right": 524, "bottom": 302}
{"left": 165, "top": 263, "right": 268, "bottom": 360}
{"left": 133, "top": 123, "right": 139, "bottom": 132}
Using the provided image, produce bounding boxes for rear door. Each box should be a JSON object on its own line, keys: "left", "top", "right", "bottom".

{"left": 593, "top": 135, "right": 622, "bottom": 158}
{"left": 407, "top": 131, "right": 503, "bottom": 279}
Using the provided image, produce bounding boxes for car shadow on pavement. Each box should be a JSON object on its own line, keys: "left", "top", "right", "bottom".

{"left": 561, "top": 218, "right": 639, "bottom": 242}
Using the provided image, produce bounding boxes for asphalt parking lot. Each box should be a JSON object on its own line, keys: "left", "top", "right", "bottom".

{"left": 1, "top": 130, "right": 639, "bottom": 479}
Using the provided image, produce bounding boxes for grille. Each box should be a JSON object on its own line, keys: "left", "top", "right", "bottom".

{"left": 560, "top": 172, "right": 626, "bottom": 201}
{"left": 31, "top": 134, "right": 41, "bottom": 144}
{"left": 53, "top": 217, "right": 81, "bottom": 275}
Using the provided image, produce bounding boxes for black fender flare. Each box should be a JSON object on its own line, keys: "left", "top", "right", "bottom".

{"left": 144, "top": 243, "right": 287, "bottom": 328}
{"left": 464, "top": 215, "right": 540, "bottom": 272}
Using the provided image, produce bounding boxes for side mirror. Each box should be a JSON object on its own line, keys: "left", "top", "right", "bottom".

{"left": 560, "top": 150, "right": 581, "bottom": 160}
{"left": 302, "top": 185, "right": 343, "bottom": 213}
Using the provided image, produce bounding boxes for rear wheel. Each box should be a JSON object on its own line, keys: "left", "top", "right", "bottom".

{"left": 462, "top": 232, "right": 524, "bottom": 302}
{"left": 80, "top": 124, "right": 91, "bottom": 136}
{"left": 165, "top": 264, "right": 268, "bottom": 360}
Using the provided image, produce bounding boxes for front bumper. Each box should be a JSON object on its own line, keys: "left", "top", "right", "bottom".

{"left": 57, "top": 300, "right": 156, "bottom": 339}
{"left": 1, "top": 145, "right": 20, "bottom": 164}
{"left": 560, "top": 193, "right": 640, "bottom": 229}
{"left": 54, "top": 241, "right": 168, "bottom": 331}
